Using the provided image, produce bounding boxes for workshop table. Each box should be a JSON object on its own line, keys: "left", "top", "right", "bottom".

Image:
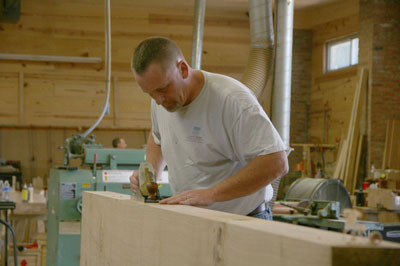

{"left": 0, "top": 201, "right": 16, "bottom": 266}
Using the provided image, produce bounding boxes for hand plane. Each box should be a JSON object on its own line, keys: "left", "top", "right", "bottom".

{"left": 139, "top": 162, "right": 161, "bottom": 203}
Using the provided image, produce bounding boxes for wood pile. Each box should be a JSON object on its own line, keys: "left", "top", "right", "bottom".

{"left": 333, "top": 68, "right": 368, "bottom": 194}
{"left": 382, "top": 119, "right": 400, "bottom": 170}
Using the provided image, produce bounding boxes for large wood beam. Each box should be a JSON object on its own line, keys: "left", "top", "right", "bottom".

{"left": 81, "top": 192, "right": 400, "bottom": 266}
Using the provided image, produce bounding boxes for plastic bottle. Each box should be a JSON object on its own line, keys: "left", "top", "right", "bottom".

{"left": 371, "top": 164, "right": 376, "bottom": 179}
{"left": 0, "top": 180, "right": 3, "bottom": 201}
{"left": 2, "top": 180, "right": 10, "bottom": 201}
{"left": 28, "top": 183, "right": 34, "bottom": 203}
{"left": 22, "top": 183, "right": 28, "bottom": 202}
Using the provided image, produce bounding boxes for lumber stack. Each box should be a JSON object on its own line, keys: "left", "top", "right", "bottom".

{"left": 333, "top": 68, "right": 368, "bottom": 194}
{"left": 80, "top": 191, "right": 400, "bottom": 266}
{"left": 382, "top": 119, "right": 400, "bottom": 170}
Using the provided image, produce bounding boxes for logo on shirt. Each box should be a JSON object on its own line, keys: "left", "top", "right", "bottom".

{"left": 192, "top": 126, "right": 201, "bottom": 135}
{"left": 186, "top": 126, "right": 203, "bottom": 143}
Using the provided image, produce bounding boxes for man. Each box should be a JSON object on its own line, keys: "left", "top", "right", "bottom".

{"left": 129, "top": 37, "right": 288, "bottom": 220}
{"left": 112, "top": 137, "right": 127, "bottom": 149}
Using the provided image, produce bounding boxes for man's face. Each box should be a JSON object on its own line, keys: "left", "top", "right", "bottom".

{"left": 117, "top": 139, "right": 127, "bottom": 149}
{"left": 133, "top": 62, "right": 185, "bottom": 112}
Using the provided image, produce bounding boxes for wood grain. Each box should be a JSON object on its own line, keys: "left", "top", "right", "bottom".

{"left": 80, "top": 191, "right": 400, "bottom": 266}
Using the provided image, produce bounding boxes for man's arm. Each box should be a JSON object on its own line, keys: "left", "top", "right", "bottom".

{"left": 160, "top": 150, "right": 288, "bottom": 206}
{"left": 146, "top": 132, "right": 166, "bottom": 181}
{"left": 210, "top": 151, "right": 288, "bottom": 202}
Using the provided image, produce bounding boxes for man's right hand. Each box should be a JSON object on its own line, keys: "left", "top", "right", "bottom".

{"left": 129, "top": 170, "right": 139, "bottom": 194}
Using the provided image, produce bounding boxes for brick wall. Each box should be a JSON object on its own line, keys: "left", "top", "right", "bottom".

{"left": 360, "top": 0, "right": 400, "bottom": 168}
{"left": 289, "top": 29, "right": 312, "bottom": 170}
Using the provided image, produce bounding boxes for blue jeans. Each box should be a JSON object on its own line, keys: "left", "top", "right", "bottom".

{"left": 248, "top": 203, "right": 273, "bottom": 221}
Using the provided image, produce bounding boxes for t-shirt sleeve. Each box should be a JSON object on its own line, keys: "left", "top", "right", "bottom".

{"left": 230, "top": 104, "right": 288, "bottom": 164}
{"left": 150, "top": 100, "right": 161, "bottom": 145}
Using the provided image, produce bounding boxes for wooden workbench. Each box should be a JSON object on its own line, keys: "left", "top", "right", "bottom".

{"left": 8, "top": 190, "right": 47, "bottom": 243}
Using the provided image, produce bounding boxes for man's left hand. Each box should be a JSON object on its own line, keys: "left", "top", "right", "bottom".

{"left": 159, "top": 189, "right": 215, "bottom": 206}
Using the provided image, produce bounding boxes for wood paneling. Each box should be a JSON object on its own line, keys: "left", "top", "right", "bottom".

{"left": 0, "top": 0, "right": 250, "bottom": 129}
{"left": 309, "top": 13, "right": 359, "bottom": 147}
{"left": 294, "top": 0, "right": 359, "bottom": 29}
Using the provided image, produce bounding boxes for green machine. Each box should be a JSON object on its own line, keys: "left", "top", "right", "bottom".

{"left": 46, "top": 134, "right": 171, "bottom": 266}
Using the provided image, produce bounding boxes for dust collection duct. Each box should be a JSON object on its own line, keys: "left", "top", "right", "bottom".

{"left": 272, "top": 0, "right": 293, "bottom": 147}
{"left": 241, "top": 0, "right": 275, "bottom": 100}
{"left": 242, "top": 0, "right": 281, "bottom": 209}
{"left": 270, "top": 0, "right": 294, "bottom": 209}
{"left": 191, "top": 0, "right": 206, "bottom": 70}
{"left": 81, "top": 0, "right": 112, "bottom": 138}
{"left": 63, "top": 0, "right": 111, "bottom": 164}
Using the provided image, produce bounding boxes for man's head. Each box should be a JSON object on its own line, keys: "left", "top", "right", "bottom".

{"left": 132, "top": 37, "right": 184, "bottom": 75}
{"left": 112, "top": 138, "right": 127, "bottom": 149}
{"left": 131, "top": 37, "right": 191, "bottom": 112}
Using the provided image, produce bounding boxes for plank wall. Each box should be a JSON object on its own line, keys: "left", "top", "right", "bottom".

{"left": 0, "top": 0, "right": 250, "bottom": 182}
{"left": 0, "top": 0, "right": 250, "bottom": 128}
{"left": 309, "top": 14, "right": 359, "bottom": 145}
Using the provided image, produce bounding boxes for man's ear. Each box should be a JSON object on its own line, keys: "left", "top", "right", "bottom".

{"left": 177, "top": 60, "right": 189, "bottom": 79}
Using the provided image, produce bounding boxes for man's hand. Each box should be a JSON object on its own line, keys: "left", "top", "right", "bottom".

{"left": 129, "top": 170, "right": 139, "bottom": 194}
{"left": 160, "top": 189, "right": 216, "bottom": 207}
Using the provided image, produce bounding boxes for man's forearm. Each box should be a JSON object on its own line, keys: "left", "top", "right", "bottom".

{"left": 209, "top": 151, "right": 288, "bottom": 202}
{"left": 146, "top": 132, "right": 166, "bottom": 181}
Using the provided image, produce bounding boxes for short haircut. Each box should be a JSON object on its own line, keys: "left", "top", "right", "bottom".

{"left": 112, "top": 138, "right": 121, "bottom": 148}
{"left": 131, "top": 37, "right": 184, "bottom": 74}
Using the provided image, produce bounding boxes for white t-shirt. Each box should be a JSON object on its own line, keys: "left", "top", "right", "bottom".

{"left": 151, "top": 71, "right": 287, "bottom": 215}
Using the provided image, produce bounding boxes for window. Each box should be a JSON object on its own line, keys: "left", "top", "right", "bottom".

{"left": 326, "top": 36, "right": 358, "bottom": 72}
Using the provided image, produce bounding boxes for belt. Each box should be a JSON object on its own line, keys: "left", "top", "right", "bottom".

{"left": 247, "top": 201, "right": 266, "bottom": 216}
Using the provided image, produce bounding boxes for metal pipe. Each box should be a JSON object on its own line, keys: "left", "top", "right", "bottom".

{"left": 82, "top": 0, "right": 111, "bottom": 138}
{"left": 191, "top": 0, "right": 206, "bottom": 70}
{"left": 272, "top": 0, "right": 294, "bottom": 147}
{"left": 242, "top": 0, "right": 274, "bottom": 100}
{"left": 268, "top": 0, "right": 294, "bottom": 211}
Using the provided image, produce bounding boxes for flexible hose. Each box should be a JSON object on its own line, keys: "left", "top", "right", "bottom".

{"left": 81, "top": 0, "right": 111, "bottom": 138}
{"left": 241, "top": 0, "right": 274, "bottom": 101}
{"left": 242, "top": 46, "right": 274, "bottom": 98}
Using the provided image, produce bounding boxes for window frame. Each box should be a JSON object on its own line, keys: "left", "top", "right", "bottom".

{"left": 326, "top": 34, "right": 359, "bottom": 73}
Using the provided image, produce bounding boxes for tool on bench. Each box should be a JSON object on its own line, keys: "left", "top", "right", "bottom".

{"left": 280, "top": 200, "right": 340, "bottom": 219}
{"left": 275, "top": 178, "right": 392, "bottom": 241}
{"left": 139, "top": 162, "right": 161, "bottom": 203}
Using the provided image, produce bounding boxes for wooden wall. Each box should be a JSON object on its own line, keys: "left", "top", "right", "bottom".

{"left": 309, "top": 9, "right": 359, "bottom": 145}
{"left": 0, "top": 0, "right": 250, "bottom": 129}
{"left": 289, "top": 0, "right": 360, "bottom": 177}
{"left": 0, "top": 0, "right": 250, "bottom": 182}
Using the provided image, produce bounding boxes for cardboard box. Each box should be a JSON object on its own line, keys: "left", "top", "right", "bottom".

{"left": 387, "top": 170, "right": 400, "bottom": 190}
{"left": 8, "top": 248, "right": 41, "bottom": 266}
{"left": 367, "top": 188, "right": 400, "bottom": 210}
